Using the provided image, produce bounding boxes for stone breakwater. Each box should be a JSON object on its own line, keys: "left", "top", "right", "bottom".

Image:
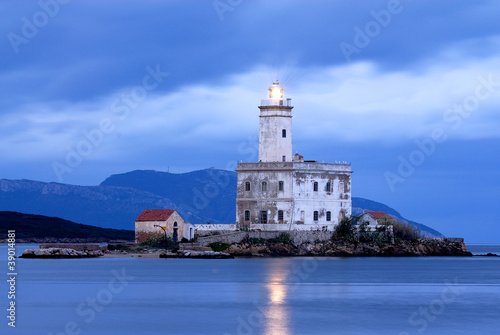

{"left": 20, "top": 248, "right": 103, "bottom": 258}
{"left": 226, "top": 238, "right": 473, "bottom": 257}
{"left": 160, "top": 250, "right": 233, "bottom": 259}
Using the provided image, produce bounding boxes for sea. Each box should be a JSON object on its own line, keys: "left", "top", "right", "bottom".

{"left": 1, "top": 243, "right": 499, "bottom": 335}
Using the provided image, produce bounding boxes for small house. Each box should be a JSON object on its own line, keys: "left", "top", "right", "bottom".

{"left": 135, "top": 209, "right": 194, "bottom": 243}
{"left": 358, "top": 211, "right": 392, "bottom": 227}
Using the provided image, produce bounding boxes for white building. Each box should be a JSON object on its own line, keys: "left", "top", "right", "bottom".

{"left": 236, "top": 81, "right": 352, "bottom": 231}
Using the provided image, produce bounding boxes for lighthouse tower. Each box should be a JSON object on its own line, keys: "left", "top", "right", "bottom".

{"left": 258, "top": 81, "right": 293, "bottom": 162}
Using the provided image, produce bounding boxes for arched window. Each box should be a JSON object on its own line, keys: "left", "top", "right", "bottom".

{"left": 313, "top": 211, "right": 319, "bottom": 221}
{"left": 278, "top": 210, "right": 284, "bottom": 222}
{"left": 173, "top": 221, "right": 178, "bottom": 227}
{"left": 313, "top": 182, "right": 318, "bottom": 192}
{"left": 278, "top": 181, "right": 284, "bottom": 191}
{"left": 245, "top": 181, "right": 251, "bottom": 191}
{"left": 326, "top": 211, "right": 331, "bottom": 221}
{"left": 244, "top": 210, "right": 250, "bottom": 221}
{"left": 326, "top": 182, "right": 331, "bottom": 192}
{"left": 262, "top": 181, "right": 267, "bottom": 192}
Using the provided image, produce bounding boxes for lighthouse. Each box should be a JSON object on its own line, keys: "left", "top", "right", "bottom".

{"left": 258, "top": 81, "right": 293, "bottom": 163}
{"left": 236, "top": 82, "right": 352, "bottom": 230}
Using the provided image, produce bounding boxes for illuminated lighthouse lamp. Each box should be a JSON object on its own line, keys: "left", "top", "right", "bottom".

{"left": 269, "top": 81, "right": 283, "bottom": 99}
{"left": 262, "top": 81, "right": 292, "bottom": 107}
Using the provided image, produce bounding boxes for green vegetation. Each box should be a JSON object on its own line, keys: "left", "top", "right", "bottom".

{"left": 208, "top": 242, "right": 231, "bottom": 251}
{"left": 141, "top": 236, "right": 178, "bottom": 250}
{"left": 268, "top": 232, "right": 293, "bottom": 244}
{"left": 331, "top": 216, "right": 420, "bottom": 245}
{"left": 0, "top": 211, "right": 134, "bottom": 241}
{"left": 381, "top": 218, "right": 421, "bottom": 242}
{"left": 332, "top": 217, "right": 357, "bottom": 242}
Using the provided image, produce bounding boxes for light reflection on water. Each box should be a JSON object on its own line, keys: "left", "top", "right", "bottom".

{"left": 264, "top": 260, "right": 290, "bottom": 335}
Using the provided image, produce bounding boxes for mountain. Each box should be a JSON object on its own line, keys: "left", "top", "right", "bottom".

{"left": 0, "top": 169, "right": 443, "bottom": 237}
{"left": 0, "top": 211, "right": 134, "bottom": 241}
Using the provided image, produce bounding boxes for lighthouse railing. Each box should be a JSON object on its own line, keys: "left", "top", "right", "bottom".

{"left": 260, "top": 98, "right": 292, "bottom": 107}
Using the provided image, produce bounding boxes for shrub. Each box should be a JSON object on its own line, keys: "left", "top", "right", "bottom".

{"left": 141, "top": 236, "right": 178, "bottom": 250}
{"left": 251, "top": 238, "right": 266, "bottom": 244}
{"left": 208, "top": 242, "right": 231, "bottom": 251}
{"left": 389, "top": 220, "right": 421, "bottom": 241}
{"left": 332, "top": 217, "right": 357, "bottom": 242}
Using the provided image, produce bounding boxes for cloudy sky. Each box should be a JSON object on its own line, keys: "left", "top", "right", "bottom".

{"left": 1, "top": 0, "right": 499, "bottom": 242}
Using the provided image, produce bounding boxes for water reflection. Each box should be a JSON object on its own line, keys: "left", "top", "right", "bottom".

{"left": 264, "top": 260, "right": 291, "bottom": 335}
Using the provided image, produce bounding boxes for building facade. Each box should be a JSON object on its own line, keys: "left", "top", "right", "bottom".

{"left": 135, "top": 209, "right": 194, "bottom": 243}
{"left": 236, "top": 82, "right": 352, "bottom": 231}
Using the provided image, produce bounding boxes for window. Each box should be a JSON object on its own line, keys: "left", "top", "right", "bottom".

{"left": 244, "top": 210, "right": 250, "bottom": 221}
{"left": 278, "top": 181, "right": 284, "bottom": 191}
{"left": 278, "top": 210, "right": 284, "bottom": 222}
{"left": 313, "top": 182, "right": 318, "bottom": 192}
{"left": 262, "top": 181, "right": 267, "bottom": 192}
{"left": 260, "top": 210, "right": 268, "bottom": 224}
{"left": 339, "top": 181, "right": 344, "bottom": 193}
{"left": 282, "top": 155, "right": 286, "bottom": 162}
{"left": 326, "top": 182, "right": 331, "bottom": 192}
{"left": 326, "top": 211, "right": 331, "bottom": 221}
{"left": 313, "top": 211, "right": 319, "bottom": 221}
{"left": 282, "top": 129, "right": 286, "bottom": 138}
{"left": 245, "top": 181, "right": 251, "bottom": 191}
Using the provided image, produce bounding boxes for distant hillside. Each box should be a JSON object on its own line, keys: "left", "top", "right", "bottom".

{"left": 0, "top": 169, "right": 443, "bottom": 237}
{"left": 0, "top": 211, "right": 134, "bottom": 242}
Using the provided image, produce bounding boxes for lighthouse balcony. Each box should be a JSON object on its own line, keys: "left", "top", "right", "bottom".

{"left": 260, "top": 98, "right": 293, "bottom": 107}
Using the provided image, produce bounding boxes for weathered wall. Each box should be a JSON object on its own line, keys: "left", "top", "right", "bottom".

{"left": 235, "top": 162, "right": 352, "bottom": 230}
{"left": 258, "top": 104, "right": 293, "bottom": 163}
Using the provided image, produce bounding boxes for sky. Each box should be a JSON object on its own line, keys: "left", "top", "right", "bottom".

{"left": 1, "top": 0, "right": 499, "bottom": 242}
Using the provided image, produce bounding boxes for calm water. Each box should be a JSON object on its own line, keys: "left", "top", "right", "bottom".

{"left": 1, "top": 244, "right": 499, "bottom": 335}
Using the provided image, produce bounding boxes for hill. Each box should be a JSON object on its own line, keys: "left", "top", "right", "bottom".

{"left": 0, "top": 169, "right": 443, "bottom": 237}
{"left": 0, "top": 211, "right": 134, "bottom": 242}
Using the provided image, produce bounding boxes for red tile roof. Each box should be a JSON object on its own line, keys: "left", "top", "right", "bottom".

{"left": 366, "top": 211, "right": 391, "bottom": 219}
{"left": 136, "top": 209, "right": 175, "bottom": 222}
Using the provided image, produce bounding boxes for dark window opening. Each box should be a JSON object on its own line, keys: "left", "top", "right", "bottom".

{"left": 278, "top": 210, "right": 284, "bottom": 222}
{"left": 278, "top": 181, "right": 284, "bottom": 191}
{"left": 244, "top": 210, "right": 250, "bottom": 221}
{"left": 260, "top": 211, "right": 268, "bottom": 224}
{"left": 262, "top": 182, "right": 267, "bottom": 192}
{"left": 313, "top": 211, "right": 319, "bottom": 221}
{"left": 326, "top": 211, "right": 331, "bottom": 221}
{"left": 326, "top": 182, "right": 331, "bottom": 192}
{"left": 282, "top": 129, "right": 286, "bottom": 138}
{"left": 245, "top": 182, "right": 251, "bottom": 191}
{"left": 313, "top": 182, "right": 318, "bottom": 192}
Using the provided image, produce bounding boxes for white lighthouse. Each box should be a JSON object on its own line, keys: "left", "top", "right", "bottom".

{"left": 258, "top": 81, "right": 293, "bottom": 163}
{"left": 236, "top": 83, "right": 352, "bottom": 230}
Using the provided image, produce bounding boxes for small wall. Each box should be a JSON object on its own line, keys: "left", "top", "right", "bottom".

{"left": 194, "top": 224, "right": 236, "bottom": 237}
{"left": 39, "top": 243, "right": 106, "bottom": 251}
{"left": 196, "top": 230, "right": 334, "bottom": 246}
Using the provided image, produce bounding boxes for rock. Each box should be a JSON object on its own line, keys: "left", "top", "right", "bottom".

{"left": 34, "top": 249, "right": 45, "bottom": 256}
{"left": 22, "top": 249, "right": 34, "bottom": 257}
